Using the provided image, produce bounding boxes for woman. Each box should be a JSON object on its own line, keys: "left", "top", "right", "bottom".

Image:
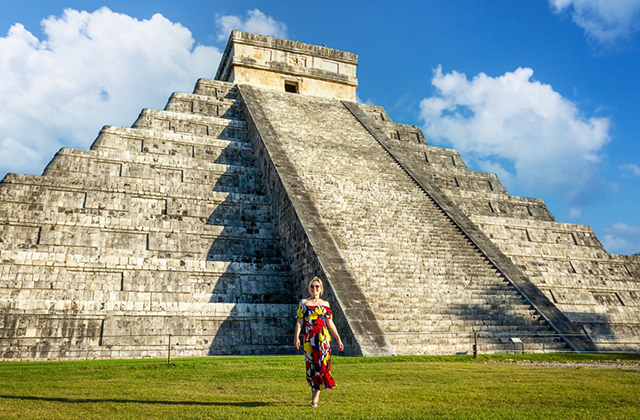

{"left": 294, "top": 276, "right": 344, "bottom": 407}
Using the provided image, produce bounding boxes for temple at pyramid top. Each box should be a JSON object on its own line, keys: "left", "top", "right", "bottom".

{"left": 215, "top": 30, "right": 358, "bottom": 100}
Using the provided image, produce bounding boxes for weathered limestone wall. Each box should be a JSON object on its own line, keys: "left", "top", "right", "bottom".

{"left": 359, "top": 103, "right": 640, "bottom": 352}
{"left": 0, "top": 79, "right": 297, "bottom": 359}
{"left": 239, "top": 85, "right": 567, "bottom": 355}
{"left": 231, "top": 66, "right": 357, "bottom": 101}
{"left": 216, "top": 31, "right": 358, "bottom": 101}
{"left": 4, "top": 26, "right": 636, "bottom": 359}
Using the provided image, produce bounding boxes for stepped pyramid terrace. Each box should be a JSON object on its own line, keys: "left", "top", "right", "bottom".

{"left": 1, "top": 30, "right": 639, "bottom": 359}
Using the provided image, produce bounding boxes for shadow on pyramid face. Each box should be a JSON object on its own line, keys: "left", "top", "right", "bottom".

{"left": 443, "top": 279, "right": 569, "bottom": 354}
{"left": 203, "top": 140, "right": 297, "bottom": 355}
{"left": 443, "top": 278, "right": 623, "bottom": 354}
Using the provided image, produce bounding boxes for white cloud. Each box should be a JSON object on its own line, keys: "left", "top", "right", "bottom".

{"left": 610, "top": 222, "right": 640, "bottom": 235}
{"left": 569, "top": 208, "right": 582, "bottom": 218}
{"left": 602, "top": 222, "right": 640, "bottom": 254}
{"left": 620, "top": 163, "right": 640, "bottom": 176}
{"left": 216, "top": 9, "right": 287, "bottom": 41}
{"left": 601, "top": 234, "right": 632, "bottom": 253}
{"left": 0, "top": 7, "right": 221, "bottom": 178}
{"left": 420, "top": 66, "right": 610, "bottom": 203}
{"left": 550, "top": 0, "right": 640, "bottom": 44}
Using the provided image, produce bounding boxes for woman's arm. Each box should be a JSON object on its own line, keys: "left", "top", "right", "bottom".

{"left": 294, "top": 318, "right": 303, "bottom": 349}
{"left": 326, "top": 318, "right": 344, "bottom": 352}
{"left": 294, "top": 302, "right": 304, "bottom": 349}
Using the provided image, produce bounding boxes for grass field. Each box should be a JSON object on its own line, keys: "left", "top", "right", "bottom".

{"left": 0, "top": 353, "right": 639, "bottom": 420}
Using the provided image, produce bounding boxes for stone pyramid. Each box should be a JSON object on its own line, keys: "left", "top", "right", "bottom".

{"left": 1, "top": 31, "right": 638, "bottom": 359}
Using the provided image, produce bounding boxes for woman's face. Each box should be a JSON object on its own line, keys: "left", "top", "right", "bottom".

{"left": 309, "top": 281, "right": 321, "bottom": 298}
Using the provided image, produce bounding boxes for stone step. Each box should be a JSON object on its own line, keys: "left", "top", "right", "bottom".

{"left": 0, "top": 219, "right": 278, "bottom": 240}
{"left": 0, "top": 224, "right": 283, "bottom": 261}
{"left": 164, "top": 92, "right": 243, "bottom": 119}
{"left": 381, "top": 322, "right": 554, "bottom": 336}
{"left": 0, "top": 174, "right": 271, "bottom": 210}
{"left": 352, "top": 270, "right": 505, "bottom": 282}
{"left": 44, "top": 147, "right": 260, "bottom": 176}
{"left": 367, "top": 293, "right": 527, "bottom": 303}
{"left": 325, "top": 224, "right": 468, "bottom": 236}
{"left": 367, "top": 295, "right": 529, "bottom": 307}
{"left": 381, "top": 324, "right": 551, "bottom": 337}
{"left": 1, "top": 283, "right": 294, "bottom": 305}
{"left": 192, "top": 79, "right": 237, "bottom": 99}
{"left": 0, "top": 202, "right": 276, "bottom": 231}
{"left": 362, "top": 278, "right": 515, "bottom": 287}
{"left": 0, "top": 191, "right": 272, "bottom": 221}
{"left": 400, "top": 324, "right": 554, "bottom": 334}
{"left": 348, "top": 251, "right": 497, "bottom": 262}
{"left": 342, "top": 242, "right": 485, "bottom": 251}
{"left": 0, "top": 251, "right": 292, "bottom": 273}
{"left": 343, "top": 253, "right": 494, "bottom": 266}
{"left": 0, "top": 209, "right": 276, "bottom": 233}
{"left": 369, "top": 295, "right": 526, "bottom": 304}
{"left": 132, "top": 109, "right": 245, "bottom": 140}
{"left": 387, "top": 334, "right": 566, "bottom": 344}
{"left": 0, "top": 244, "right": 284, "bottom": 264}
{"left": 387, "top": 334, "right": 566, "bottom": 356}
{"left": 41, "top": 164, "right": 261, "bottom": 191}
{"left": 0, "top": 264, "right": 293, "bottom": 289}
{"left": 348, "top": 261, "right": 501, "bottom": 272}
{"left": 94, "top": 125, "right": 252, "bottom": 150}
{"left": 374, "top": 307, "right": 542, "bottom": 320}
{"left": 335, "top": 229, "right": 481, "bottom": 243}
{"left": 384, "top": 329, "right": 565, "bottom": 341}
{"left": 1, "top": 272, "right": 293, "bottom": 295}
{"left": 92, "top": 126, "right": 255, "bottom": 167}
{"left": 0, "top": 299, "right": 295, "bottom": 317}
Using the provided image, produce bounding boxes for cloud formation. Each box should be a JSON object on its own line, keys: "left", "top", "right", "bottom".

{"left": 216, "top": 9, "right": 287, "bottom": 41}
{"left": 420, "top": 66, "right": 610, "bottom": 203}
{"left": 620, "top": 163, "right": 640, "bottom": 176}
{"left": 550, "top": 0, "right": 640, "bottom": 44}
{"left": 0, "top": 7, "right": 221, "bottom": 179}
{"left": 602, "top": 222, "right": 640, "bottom": 254}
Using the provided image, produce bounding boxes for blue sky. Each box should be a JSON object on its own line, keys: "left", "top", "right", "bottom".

{"left": 0, "top": 0, "right": 639, "bottom": 254}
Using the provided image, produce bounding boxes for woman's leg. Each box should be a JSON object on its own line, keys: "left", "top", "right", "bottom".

{"left": 312, "top": 390, "right": 320, "bottom": 406}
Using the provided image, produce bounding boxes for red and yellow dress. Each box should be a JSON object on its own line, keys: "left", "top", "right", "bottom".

{"left": 297, "top": 305, "right": 336, "bottom": 391}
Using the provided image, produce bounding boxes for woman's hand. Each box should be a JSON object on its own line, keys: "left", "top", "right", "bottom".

{"left": 294, "top": 337, "right": 300, "bottom": 350}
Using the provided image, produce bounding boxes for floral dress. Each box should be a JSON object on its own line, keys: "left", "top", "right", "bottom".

{"left": 297, "top": 305, "right": 336, "bottom": 391}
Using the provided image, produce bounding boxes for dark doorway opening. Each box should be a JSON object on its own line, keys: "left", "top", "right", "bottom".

{"left": 284, "top": 81, "right": 299, "bottom": 93}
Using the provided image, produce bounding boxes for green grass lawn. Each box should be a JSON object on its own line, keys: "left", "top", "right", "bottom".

{"left": 0, "top": 353, "right": 639, "bottom": 420}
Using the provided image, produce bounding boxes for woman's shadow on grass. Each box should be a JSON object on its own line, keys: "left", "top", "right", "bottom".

{"left": 0, "top": 395, "right": 274, "bottom": 407}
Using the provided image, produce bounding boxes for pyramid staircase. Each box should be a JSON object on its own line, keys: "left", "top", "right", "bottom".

{"left": 341, "top": 199, "right": 568, "bottom": 354}
{"left": 240, "top": 86, "right": 569, "bottom": 355}
{"left": 0, "top": 79, "right": 297, "bottom": 359}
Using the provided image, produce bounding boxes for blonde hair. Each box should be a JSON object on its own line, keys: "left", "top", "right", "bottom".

{"left": 308, "top": 276, "right": 324, "bottom": 296}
